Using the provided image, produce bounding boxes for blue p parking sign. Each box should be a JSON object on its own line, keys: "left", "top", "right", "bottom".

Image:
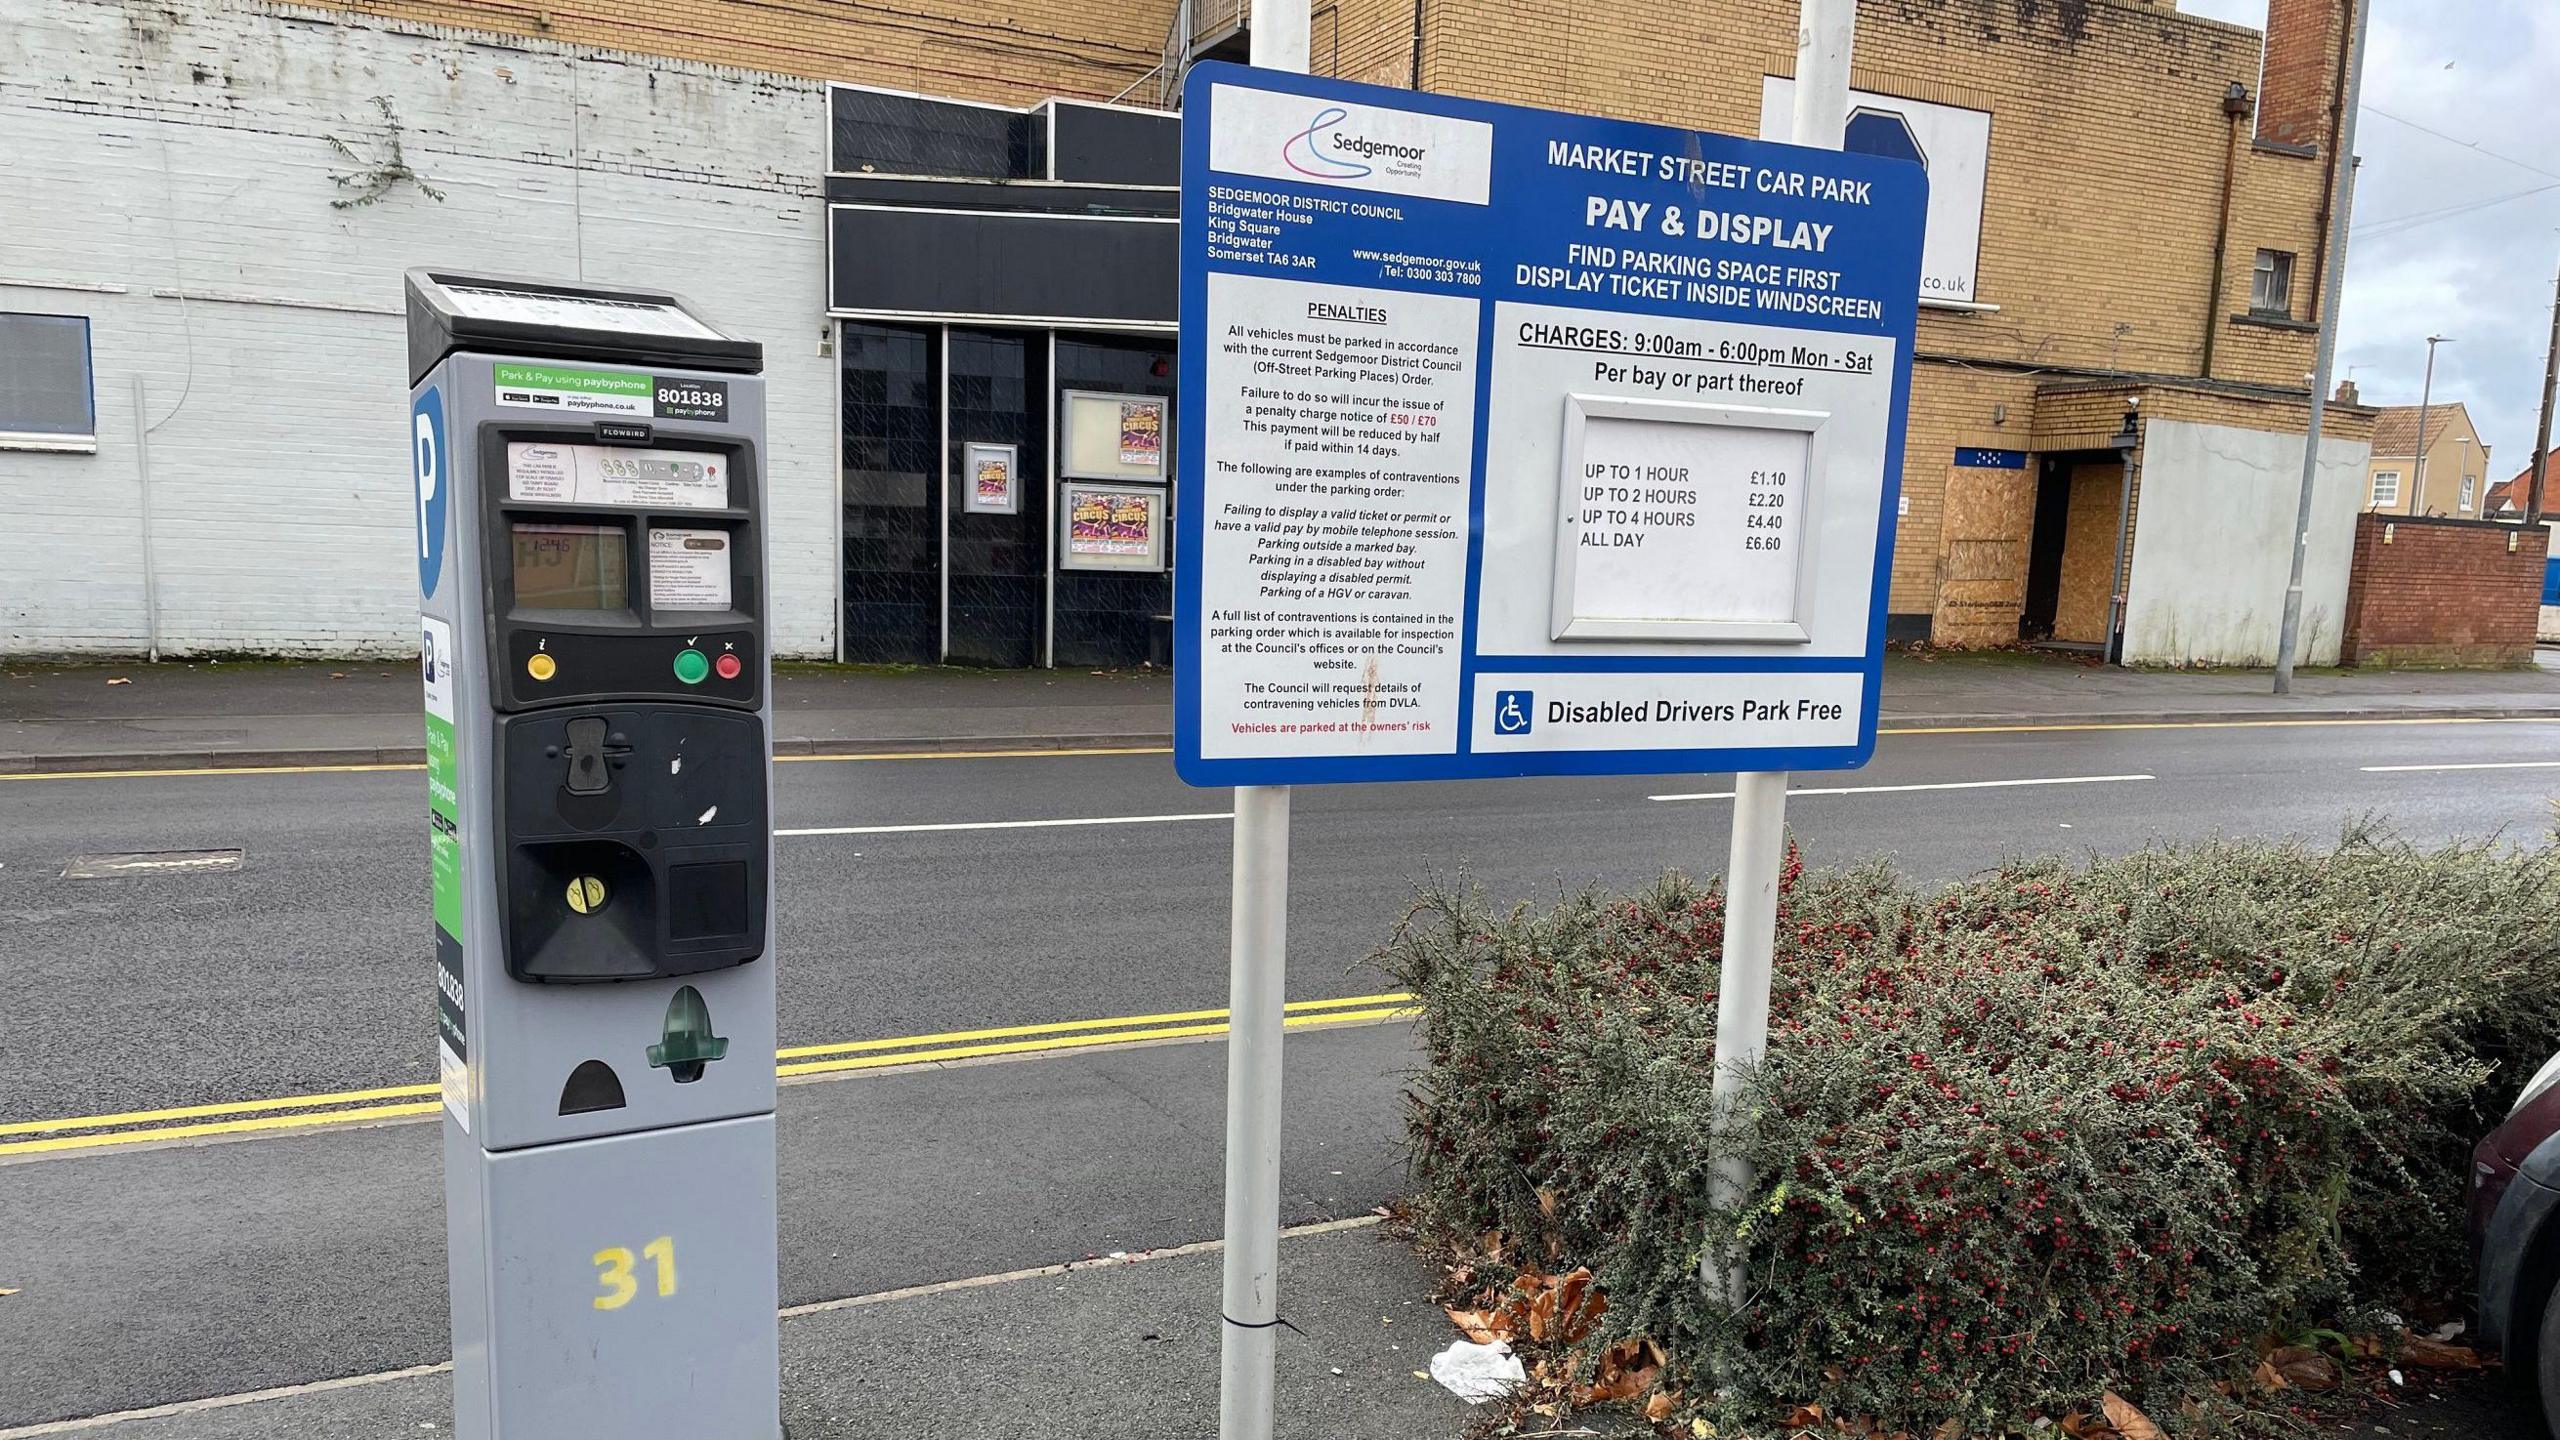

{"left": 412, "top": 385, "right": 447, "bottom": 599}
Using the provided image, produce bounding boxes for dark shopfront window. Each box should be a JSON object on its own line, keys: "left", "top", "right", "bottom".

{"left": 840, "top": 322, "right": 941, "bottom": 664}
{"left": 1053, "top": 333, "right": 1176, "bottom": 668}
{"left": 945, "top": 330, "right": 1046, "bottom": 667}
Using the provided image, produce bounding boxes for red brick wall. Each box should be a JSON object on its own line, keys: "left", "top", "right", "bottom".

{"left": 2259, "top": 0, "right": 2347, "bottom": 149}
{"left": 2339, "top": 515, "right": 2549, "bottom": 667}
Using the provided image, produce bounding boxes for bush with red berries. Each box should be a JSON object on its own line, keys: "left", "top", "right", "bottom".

{"left": 1379, "top": 831, "right": 2560, "bottom": 1432}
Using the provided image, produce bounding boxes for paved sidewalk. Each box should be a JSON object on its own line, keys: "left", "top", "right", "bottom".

{"left": 48, "top": 1220, "right": 1480, "bottom": 1440}
{"left": 3, "top": 650, "right": 2557, "bottom": 772}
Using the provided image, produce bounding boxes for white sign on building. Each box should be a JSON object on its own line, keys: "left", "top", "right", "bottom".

{"left": 1760, "top": 78, "right": 1989, "bottom": 307}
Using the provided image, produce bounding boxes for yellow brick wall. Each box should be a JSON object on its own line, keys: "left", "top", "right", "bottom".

{"left": 1410, "top": 0, "right": 2344, "bottom": 631}
{"left": 299, "top": 0, "right": 1178, "bottom": 105}
{"left": 1323, "top": 0, "right": 1419, "bottom": 90}
{"left": 1412, "top": 0, "right": 2326, "bottom": 390}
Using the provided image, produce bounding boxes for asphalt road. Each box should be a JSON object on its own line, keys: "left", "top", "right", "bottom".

{"left": 2, "top": 717, "right": 2556, "bottom": 1429}
{"left": 3, "top": 718, "right": 2556, "bottom": 1124}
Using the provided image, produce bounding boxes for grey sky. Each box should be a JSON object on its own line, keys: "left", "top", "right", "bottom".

{"left": 2179, "top": 0, "right": 2556, "bottom": 484}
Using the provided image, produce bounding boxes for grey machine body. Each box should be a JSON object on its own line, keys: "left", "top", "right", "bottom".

{"left": 406, "top": 269, "right": 780, "bottom": 1439}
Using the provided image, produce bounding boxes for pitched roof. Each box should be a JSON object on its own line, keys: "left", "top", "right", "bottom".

{"left": 2488, "top": 446, "right": 2560, "bottom": 513}
{"left": 2368, "top": 402, "right": 2476, "bottom": 460}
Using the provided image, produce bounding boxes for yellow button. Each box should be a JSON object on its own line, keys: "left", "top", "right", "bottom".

{"left": 526, "top": 652, "right": 558, "bottom": 682}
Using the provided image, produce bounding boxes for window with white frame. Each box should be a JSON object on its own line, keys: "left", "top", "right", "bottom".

{"left": 0, "top": 313, "right": 97, "bottom": 450}
{"left": 2460, "top": 473, "right": 2477, "bottom": 511}
{"left": 2370, "top": 470, "right": 2401, "bottom": 508}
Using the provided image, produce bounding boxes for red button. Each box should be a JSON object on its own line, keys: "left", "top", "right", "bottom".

{"left": 713, "top": 652, "right": 743, "bottom": 681}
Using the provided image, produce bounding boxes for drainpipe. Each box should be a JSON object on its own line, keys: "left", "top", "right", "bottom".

{"left": 131, "top": 374, "right": 164, "bottom": 663}
{"left": 1408, "top": 0, "right": 1423, "bottom": 88}
{"left": 2200, "top": 83, "right": 2251, "bottom": 379}
{"left": 2106, "top": 399, "right": 2141, "bottom": 665}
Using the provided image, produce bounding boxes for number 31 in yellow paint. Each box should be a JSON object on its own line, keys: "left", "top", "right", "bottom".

{"left": 592, "top": 1236, "right": 678, "bottom": 1310}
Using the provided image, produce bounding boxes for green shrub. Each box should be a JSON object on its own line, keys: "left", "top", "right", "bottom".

{"left": 1380, "top": 832, "right": 2560, "bottom": 1432}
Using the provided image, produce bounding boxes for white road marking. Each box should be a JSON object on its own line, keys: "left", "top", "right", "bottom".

{"left": 2360, "top": 760, "right": 2560, "bottom": 773}
{"left": 779, "top": 811, "right": 1233, "bottom": 838}
{"left": 1649, "top": 773, "right": 2156, "bottom": 803}
{"left": 0, "top": 1364, "right": 455, "bottom": 1437}
{"left": 0, "top": 1216, "right": 1386, "bottom": 1436}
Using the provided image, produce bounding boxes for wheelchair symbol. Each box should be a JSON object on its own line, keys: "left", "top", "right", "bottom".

{"left": 1493, "top": 690, "right": 1534, "bottom": 736}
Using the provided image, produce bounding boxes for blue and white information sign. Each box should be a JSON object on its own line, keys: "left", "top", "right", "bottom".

{"left": 1174, "top": 64, "right": 1925, "bottom": 787}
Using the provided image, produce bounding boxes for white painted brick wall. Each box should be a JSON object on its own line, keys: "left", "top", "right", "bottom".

{"left": 0, "top": 0, "right": 836, "bottom": 657}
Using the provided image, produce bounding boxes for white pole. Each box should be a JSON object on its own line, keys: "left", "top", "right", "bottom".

{"left": 1788, "top": 0, "right": 1856, "bottom": 150}
{"left": 1704, "top": 768, "right": 1788, "bottom": 1303}
{"left": 1703, "top": 0, "right": 1854, "bottom": 1305}
{"left": 1218, "top": 18, "right": 1306, "bottom": 1440}
{"left": 1218, "top": 784, "right": 1292, "bottom": 1440}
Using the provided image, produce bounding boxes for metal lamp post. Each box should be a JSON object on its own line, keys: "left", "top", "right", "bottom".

{"left": 2413, "top": 334, "right": 2451, "bottom": 516}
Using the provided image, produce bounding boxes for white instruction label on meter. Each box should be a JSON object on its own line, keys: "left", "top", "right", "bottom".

{"left": 649, "top": 528, "right": 732, "bottom": 611}
{"left": 505, "top": 443, "right": 577, "bottom": 502}
{"left": 506, "top": 443, "right": 728, "bottom": 510}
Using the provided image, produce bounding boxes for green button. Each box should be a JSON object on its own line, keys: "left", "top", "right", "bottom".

{"left": 672, "top": 649, "right": 710, "bottom": 685}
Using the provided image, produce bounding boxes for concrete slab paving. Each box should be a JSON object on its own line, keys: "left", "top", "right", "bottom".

{"left": 18, "top": 1221, "right": 1476, "bottom": 1440}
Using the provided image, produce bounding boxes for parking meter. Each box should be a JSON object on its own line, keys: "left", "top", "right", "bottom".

{"left": 406, "top": 270, "right": 779, "bottom": 1440}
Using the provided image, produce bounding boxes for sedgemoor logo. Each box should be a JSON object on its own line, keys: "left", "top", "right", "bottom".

{"left": 1280, "top": 105, "right": 1431, "bottom": 183}
{"left": 1283, "top": 106, "right": 1372, "bottom": 179}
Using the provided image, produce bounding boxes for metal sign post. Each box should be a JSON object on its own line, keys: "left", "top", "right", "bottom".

{"left": 1704, "top": 0, "right": 1857, "bottom": 1307}
{"left": 1217, "top": 9, "right": 1310, "bottom": 1440}
{"left": 405, "top": 270, "right": 781, "bottom": 1440}
{"left": 1179, "top": 15, "right": 1923, "bottom": 1428}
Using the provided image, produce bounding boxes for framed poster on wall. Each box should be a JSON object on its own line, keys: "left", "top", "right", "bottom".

{"left": 1061, "top": 389, "right": 1168, "bottom": 482}
{"left": 1060, "top": 481, "right": 1167, "bottom": 572}
{"left": 962, "top": 441, "right": 1019, "bottom": 514}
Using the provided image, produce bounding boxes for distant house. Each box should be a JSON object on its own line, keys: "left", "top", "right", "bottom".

{"left": 2486, "top": 448, "right": 2556, "bottom": 519}
{"left": 2364, "top": 403, "right": 2489, "bottom": 516}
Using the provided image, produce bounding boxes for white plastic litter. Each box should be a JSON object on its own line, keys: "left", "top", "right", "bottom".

{"left": 1428, "top": 1338, "right": 1526, "bottom": 1404}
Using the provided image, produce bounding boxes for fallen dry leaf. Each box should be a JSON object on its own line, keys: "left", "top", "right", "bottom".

{"left": 1783, "top": 1401, "right": 1826, "bottom": 1429}
{"left": 2266, "top": 1345, "right": 2339, "bottom": 1393}
{"left": 1575, "top": 1335, "right": 1664, "bottom": 1406}
{"left": 2250, "top": 1360, "right": 2288, "bottom": 1393}
{"left": 1934, "top": 1419, "right": 1966, "bottom": 1440}
{"left": 2057, "top": 1412, "right": 2100, "bottom": 1438}
{"left": 1646, "top": 1390, "right": 1679, "bottom": 1421}
{"left": 1444, "top": 1306, "right": 1506, "bottom": 1345}
{"left": 2399, "top": 1333, "right": 2485, "bottom": 1371}
{"left": 1551, "top": 1269, "right": 1589, "bottom": 1343}
{"left": 1525, "top": 1283, "right": 1559, "bottom": 1343}
{"left": 2100, "top": 1390, "right": 2164, "bottom": 1440}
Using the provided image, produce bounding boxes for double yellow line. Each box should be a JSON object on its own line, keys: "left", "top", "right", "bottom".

{"left": 0, "top": 992, "right": 1415, "bottom": 1159}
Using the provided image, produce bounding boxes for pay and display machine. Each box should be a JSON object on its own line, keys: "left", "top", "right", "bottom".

{"left": 406, "top": 270, "right": 779, "bottom": 1440}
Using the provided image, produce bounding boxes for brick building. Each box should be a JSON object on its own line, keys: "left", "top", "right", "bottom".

{"left": 0, "top": 0, "right": 2377, "bottom": 664}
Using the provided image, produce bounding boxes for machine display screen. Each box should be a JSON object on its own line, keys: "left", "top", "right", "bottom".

{"left": 512, "top": 523, "right": 629, "bottom": 610}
